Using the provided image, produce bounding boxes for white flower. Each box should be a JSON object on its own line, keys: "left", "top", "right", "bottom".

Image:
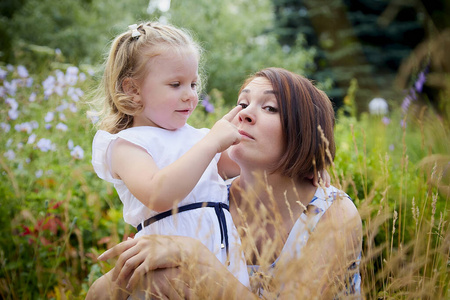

{"left": 59, "top": 112, "right": 67, "bottom": 121}
{"left": 4, "top": 149, "right": 15, "bottom": 160}
{"left": 368, "top": 98, "right": 388, "bottom": 115}
{"left": 15, "top": 122, "right": 34, "bottom": 134}
{"left": 5, "top": 98, "right": 18, "bottom": 110}
{"left": 36, "top": 138, "right": 55, "bottom": 152}
{"left": 70, "top": 145, "right": 84, "bottom": 160}
{"left": 44, "top": 111, "right": 54, "bottom": 123}
{"left": 35, "top": 169, "right": 43, "bottom": 178}
{"left": 17, "top": 65, "right": 29, "bottom": 78}
{"left": 1, "top": 122, "right": 11, "bottom": 133}
{"left": 29, "top": 92, "right": 36, "bottom": 102}
{"left": 8, "top": 109, "right": 19, "bottom": 120}
{"left": 28, "top": 133, "right": 37, "bottom": 144}
{"left": 0, "top": 68, "right": 7, "bottom": 80}
{"left": 56, "top": 122, "right": 68, "bottom": 131}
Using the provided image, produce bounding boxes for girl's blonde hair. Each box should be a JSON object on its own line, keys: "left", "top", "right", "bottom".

{"left": 93, "top": 21, "right": 203, "bottom": 133}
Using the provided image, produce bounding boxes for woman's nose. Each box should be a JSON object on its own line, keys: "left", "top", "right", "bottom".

{"left": 238, "top": 108, "right": 255, "bottom": 124}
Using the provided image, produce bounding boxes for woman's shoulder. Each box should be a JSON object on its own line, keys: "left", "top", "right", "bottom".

{"left": 318, "top": 186, "right": 361, "bottom": 228}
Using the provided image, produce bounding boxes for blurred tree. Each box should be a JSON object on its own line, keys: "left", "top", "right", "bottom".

{"left": 0, "top": 0, "right": 28, "bottom": 62}
{"left": 271, "top": 0, "right": 429, "bottom": 112}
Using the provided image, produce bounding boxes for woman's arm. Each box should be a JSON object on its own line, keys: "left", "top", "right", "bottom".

{"left": 96, "top": 235, "right": 256, "bottom": 299}
{"left": 275, "top": 196, "right": 362, "bottom": 298}
{"left": 112, "top": 105, "right": 242, "bottom": 212}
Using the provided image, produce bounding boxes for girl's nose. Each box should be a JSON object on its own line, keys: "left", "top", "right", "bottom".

{"left": 181, "top": 87, "right": 197, "bottom": 102}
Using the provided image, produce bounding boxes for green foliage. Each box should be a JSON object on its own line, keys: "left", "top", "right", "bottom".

{"left": 166, "top": 0, "right": 315, "bottom": 104}
{"left": 3, "top": 0, "right": 315, "bottom": 106}
{"left": 3, "top": 0, "right": 149, "bottom": 65}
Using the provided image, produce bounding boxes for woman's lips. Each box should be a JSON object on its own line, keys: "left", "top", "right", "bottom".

{"left": 238, "top": 129, "right": 254, "bottom": 140}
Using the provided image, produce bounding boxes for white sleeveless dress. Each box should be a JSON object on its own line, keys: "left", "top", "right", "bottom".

{"left": 92, "top": 124, "right": 249, "bottom": 288}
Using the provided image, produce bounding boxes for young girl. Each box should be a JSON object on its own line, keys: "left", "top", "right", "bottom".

{"left": 90, "top": 21, "right": 249, "bottom": 296}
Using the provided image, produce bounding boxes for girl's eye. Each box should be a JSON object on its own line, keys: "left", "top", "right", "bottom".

{"left": 191, "top": 82, "right": 198, "bottom": 89}
{"left": 170, "top": 82, "right": 180, "bottom": 88}
{"left": 264, "top": 106, "right": 278, "bottom": 113}
{"left": 238, "top": 102, "right": 248, "bottom": 109}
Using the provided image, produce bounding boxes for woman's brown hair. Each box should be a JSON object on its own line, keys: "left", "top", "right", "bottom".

{"left": 240, "top": 67, "right": 336, "bottom": 179}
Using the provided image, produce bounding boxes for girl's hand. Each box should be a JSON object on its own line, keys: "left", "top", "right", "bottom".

{"left": 207, "top": 105, "right": 242, "bottom": 153}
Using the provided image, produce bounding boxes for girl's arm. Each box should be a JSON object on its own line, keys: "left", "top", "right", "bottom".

{"left": 111, "top": 106, "right": 242, "bottom": 212}
{"left": 97, "top": 235, "right": 257, "bottom": 299}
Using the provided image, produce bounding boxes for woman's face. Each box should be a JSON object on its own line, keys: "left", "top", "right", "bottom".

{"left": 229, "top": 77, "right": 284, "bottom": 172}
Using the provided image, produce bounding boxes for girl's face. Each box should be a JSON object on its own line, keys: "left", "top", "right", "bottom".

{"left": 229, "top": 77, "right": 284, "bottom": 172}
{"left": 132, "top": 48, "right": 199, "bottom": 130}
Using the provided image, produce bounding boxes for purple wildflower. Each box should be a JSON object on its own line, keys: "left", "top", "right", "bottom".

{"left": 414, "top": 72, "right": 426, "bottom": 93}
{"left": 68, "top": 139, "right": 74, "bottom": 150}
{"left": 401, "top": 95, "right": 412, "bottom": 113}
{"left": 382, "top": 117, "right": 390, "bottom": 125}
{"left": 201, "top": 94, "right": 215, "bottom": 113}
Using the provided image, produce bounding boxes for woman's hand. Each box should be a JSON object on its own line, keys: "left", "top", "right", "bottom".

{"left": 98, "top": 235, "right": 205, "bottom": 290}
{"left": 97, "top": 234, "right": 255, "bottom": 299}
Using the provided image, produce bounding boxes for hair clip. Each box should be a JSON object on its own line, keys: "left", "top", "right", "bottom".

{"left": 128, "top": 24, "right": 141, "bottom": 39}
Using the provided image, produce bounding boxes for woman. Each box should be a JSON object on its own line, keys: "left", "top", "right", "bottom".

{"left": 88, "top": 67, "right": 362, "bottom": 299}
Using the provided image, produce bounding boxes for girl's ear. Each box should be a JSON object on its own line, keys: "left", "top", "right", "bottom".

{"left": 122, "top": 78, "right": 140, "bottom": 103}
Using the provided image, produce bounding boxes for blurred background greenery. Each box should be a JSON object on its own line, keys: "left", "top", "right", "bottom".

{"left": 2, "top": 0, "right": 449, "bottom": 110}
{"left": 0, "top": 0, "right": 449, "bottom": 299}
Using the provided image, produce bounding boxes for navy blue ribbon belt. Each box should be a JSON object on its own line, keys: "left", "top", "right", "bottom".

{"left": 136, "top": 202, "right": 230, "bottom": 256}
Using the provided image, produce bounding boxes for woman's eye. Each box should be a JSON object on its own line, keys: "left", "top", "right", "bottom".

{"left": 264, "top": 106, "right": 278, "bottom": 113}
{"left": 238, "top": 103, "right": 248, "bottom": 109}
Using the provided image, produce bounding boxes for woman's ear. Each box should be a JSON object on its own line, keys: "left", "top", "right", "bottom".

{"left": 122, "top": 78, "right": 140, "bottom": 103}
